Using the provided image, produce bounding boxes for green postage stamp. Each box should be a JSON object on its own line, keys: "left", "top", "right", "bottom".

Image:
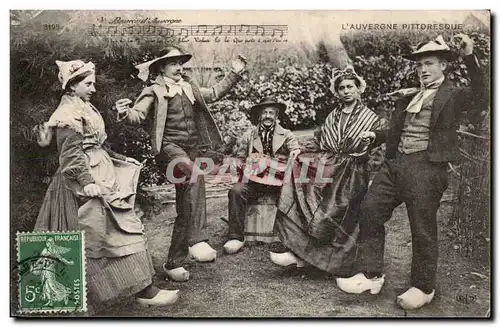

{"left": 16, "top": 231, "right": 86, "bottom": 314}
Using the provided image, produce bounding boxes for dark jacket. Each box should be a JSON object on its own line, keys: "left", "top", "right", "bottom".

{"left": 126, "top": 71, "right": 242, "bottom": 154}
{"left": 236, "top": 123, "right": 300, "bottom": 161}
{"left": 374, "top": 54, "right": 489, "bottom": 163}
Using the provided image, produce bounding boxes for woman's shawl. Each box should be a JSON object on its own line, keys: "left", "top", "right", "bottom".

{"left": 319, "top": 100, "right": 379, "bottom": 155}
{"left": 38, "top": 95, "right": 106, "bottom": 147}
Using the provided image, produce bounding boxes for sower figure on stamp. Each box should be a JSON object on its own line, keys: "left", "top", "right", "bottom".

{"left": 29, "top": 238, "right": 74, "bottom": 307}
{"left": 115, "top": 46, "right": 247, "bottom": 282}
{"left": 336, "top": 34, "right": 489, "bottom": 309}
{"left": 223, "top": 96, "right": 301, "bottom": 254}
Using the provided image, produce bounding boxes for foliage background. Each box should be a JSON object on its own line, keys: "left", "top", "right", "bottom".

{"left": 11, "top": 11, "right": 490, "bottom": 240}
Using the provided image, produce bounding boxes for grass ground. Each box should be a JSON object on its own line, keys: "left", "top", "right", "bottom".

{"left": 99, "top": 195, "right": 490, "bottom": 318}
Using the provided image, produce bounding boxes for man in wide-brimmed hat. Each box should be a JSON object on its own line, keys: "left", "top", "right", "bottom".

{"left": 223, "top": 96, "right": 301, "bottom": 255}
{"left": 114, "top": 45, "right": 247, "bottom": 282}
{"left": 337, "top": 34, "right": 489, "bottom": 309}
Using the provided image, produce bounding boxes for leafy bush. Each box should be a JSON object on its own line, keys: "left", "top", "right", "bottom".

{"left": 216, "top": 30, "right": 490, "bottom": 137}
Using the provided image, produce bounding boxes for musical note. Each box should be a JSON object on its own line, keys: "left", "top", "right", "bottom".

{"left": 121, "top": 26, "right": 132, "bottom": 36}
{"left": 195, "top": 24, "right": 208, "bottom": 35}
{"left": 227, "top": 25, "right": 236, "bottom": 35}
{"left": 255, "top": 25, "right": 265, "bottom": 36}
{"left": 239, "top": 24, "right": 250, "bottom": 35}
{"left": 143, "top": 25, "right": 157, "bottom": 35}
{"left": 106, "top": 25, "right": 118, "bottom": 35}
{"left": 178, "top": 28, "right": 189, "bottom": 37}
{"left": 159, "top": 27, "right": 174, "bottom": 37}
{"left": 212, "top": 25, "right": 223, "bottom": 35}
{"left": 272, "top": 29, "right": 284, "bottom": 38}
{"left": 86, "top": 24, "right": 288, "bottom": 40}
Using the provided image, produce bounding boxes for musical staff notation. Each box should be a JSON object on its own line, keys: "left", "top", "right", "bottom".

{"left": 88, "top": 24, "right": 288, "bottom": 38}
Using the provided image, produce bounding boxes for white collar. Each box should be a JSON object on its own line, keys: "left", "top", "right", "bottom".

{"left": 162, "top": 76, "right": 195, "bottom": 104}
{"left": 164, "top": 76, "right": 185, "bottom": 85}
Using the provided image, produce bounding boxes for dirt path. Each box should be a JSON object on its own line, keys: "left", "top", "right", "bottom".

{"left": 99, "top": 197, "right": 490, "bottom": 317}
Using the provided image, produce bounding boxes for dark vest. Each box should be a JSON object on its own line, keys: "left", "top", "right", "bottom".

{"left": 163, "top": 91, "right": 199, "bottom": 149}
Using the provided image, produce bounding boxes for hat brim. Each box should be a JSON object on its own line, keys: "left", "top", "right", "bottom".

{"left": 249, "top": 102, "right": 286, "bottom": 125}
{"left": 152, "top": 54, "right": 192, "bottom": 66}
{"left": 404, "top": 50, "right": 458, "bottom": 61}
{"left": 135, "top": 53, "right": 192, "bottom": 82}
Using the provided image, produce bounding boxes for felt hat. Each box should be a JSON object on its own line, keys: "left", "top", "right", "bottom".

{"left": 135, "top": 47, "right": 192, "bottom": 82}
{"left": 249, "top": 96, "right": 286, "bottom": 125}
{"left": 404, "top": 35, "right": 458, "bottom": 61}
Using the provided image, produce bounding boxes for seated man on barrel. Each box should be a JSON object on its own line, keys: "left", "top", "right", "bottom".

{"left": 223, "top": 96, "right": 301, "bottom": 254}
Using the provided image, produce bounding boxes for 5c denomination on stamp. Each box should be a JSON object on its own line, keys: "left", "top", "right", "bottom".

{"left": 16, "top": 231, "right": 86, "bottom": 314}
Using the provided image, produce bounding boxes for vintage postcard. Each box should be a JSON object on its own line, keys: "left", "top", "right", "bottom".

{"left": 10, "top": 9, "right": 491, "bottom": 318}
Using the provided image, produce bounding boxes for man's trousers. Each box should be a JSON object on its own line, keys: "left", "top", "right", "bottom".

{"left": 355, "top": 151, "right": 449, "bottom": 293}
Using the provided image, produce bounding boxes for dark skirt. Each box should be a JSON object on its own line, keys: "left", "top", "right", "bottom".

{"left": 275, "top": 152, "right": 369, "bottom": 276}
{"left": 35, "top": 172, "right": 80, "bottom": 231}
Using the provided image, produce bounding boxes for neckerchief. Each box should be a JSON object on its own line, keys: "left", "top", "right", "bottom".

{"left": 163, "top": 76, "right": 195, "bottom": 104}
{"left": 258, "top": 122, "right": 276, "bottom": 156}
{"left": 404, "top": 76, "right": 444, "bottom": 113}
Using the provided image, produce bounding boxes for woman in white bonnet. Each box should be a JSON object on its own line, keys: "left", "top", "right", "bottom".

{"left": 34, "top": 60, "right": 179, "bottom": 314}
